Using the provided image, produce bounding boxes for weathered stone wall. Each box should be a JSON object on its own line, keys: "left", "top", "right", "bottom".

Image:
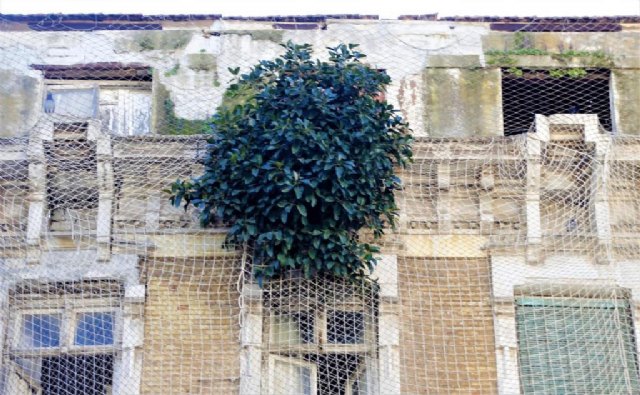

{"left": 424, "top": 68, "right": 503, "bottom": 137}
{"left": 612, "top": 70, "right": 640, "bottom": 134}
{"left": 0, "top": 70, "right": 41, "bottom": 137}
{"left": 0, "top": 18, "right": 637, "bottom": 138}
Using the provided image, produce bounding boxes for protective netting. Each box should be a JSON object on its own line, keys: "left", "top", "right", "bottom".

{"left": 0, "top": 13, "right": 639, "bottom": 395}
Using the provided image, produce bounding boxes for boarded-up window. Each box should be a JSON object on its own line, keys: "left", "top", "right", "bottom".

{"left": 516, "top": 296, "right": 640, "bottom": 394}
{"left": 99, "top": 87, "right": 151, "bottom": 136}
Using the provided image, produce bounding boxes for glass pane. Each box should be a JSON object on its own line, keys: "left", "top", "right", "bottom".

{"left": 74, "top": 312, "right": 115, "bottom": 346}
{"left": 270, "top": 312, "right": 314, "bottom": 345}
{"left": 327, "top": 311, "right": 365, "bottom": 344}
{"left": 273, "top": 359, "right": 314, "bottom": 395}
{"left": 50, "top": 89, "right": 97, "bottom": 118}
{"left": 351, "top": 367, "right": 369, "bottom": 395}
{"left": 21, "top": 314, "right": 61, "bottom": 348}
{"left": 298, "top": 365, "right": 312, "bottom": 395}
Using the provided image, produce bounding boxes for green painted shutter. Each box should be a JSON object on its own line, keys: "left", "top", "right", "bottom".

{"left": 516, "top": 297, "right": 640, "bottom": 394}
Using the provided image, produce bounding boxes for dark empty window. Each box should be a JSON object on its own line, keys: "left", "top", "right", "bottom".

{"left": 41, "top": 354, "right": 113, "bottom": 395}
{"left": 310, "top": 354, "right": 362, "bottom": 395}
{"left": 327, "top": 311, "right": 365, "bottom": 344}
{"left": 293, "top": 312, "right": 315, "bottom": 344}
{"left": 501, "top": 69, "right": 611, "bottom": 135}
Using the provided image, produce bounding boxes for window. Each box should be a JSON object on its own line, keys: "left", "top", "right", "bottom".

{"left": 264, "top": 285, "right": 378, "bottom": 395}
{"left": 6, "top": 281, "right": 122, "bottom": 395}
{"left": 501, "top": 68, "right": 611, "bottom": 135}
{"left": 268, "top": 356, "right": 317, "bottom": 395}
{"left": 44, "top": 123, "right": 98, "bottom": 235}
{"left": 44, "top": 87, "right": 99, "bottom": 118}
{"left": 516, "top": 293, "right": 640, "bottom": 394}
{"left": 34, "top": 63, "right": 152, "bottom": 136}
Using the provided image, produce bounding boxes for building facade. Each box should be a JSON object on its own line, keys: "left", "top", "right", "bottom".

{"left": 0, "top": 13, "right": 639, "bottom": 394}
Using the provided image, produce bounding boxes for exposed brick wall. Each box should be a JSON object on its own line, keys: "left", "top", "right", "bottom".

{"left": 140, "top": 257, "right": 243, "bottom": 394}
{"left": 398, "top": 257, "right": 498, "bottom": 394}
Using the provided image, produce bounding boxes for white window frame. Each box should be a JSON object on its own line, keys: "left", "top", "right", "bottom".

{"left": 267, "top": 355, "right": 318, "bottom": 395}
{"left": 323, "top": 307, "right": 375, "bottom": 352}
{"left": 241, "top": 255, "right": 398, "bottom": 395}
{"left": 6, "top": 294, "right": 123, "bottom": 394}
{"left": 0, "top": 258, "right": 145, "bottom": 395}
{"left": 67, "top": 306, "right": 120, "bottom": 351}
{"left": 266, "top": 301, "right": 376, "bottom": 354}
{"left": 264, "top": 298, "right": 377, "bottom": 394}
{"left": 44, "top": 84, "right": 99, "bottom": 118}
{"left": 10, "top": 299, "right": 121, "bottom": 355}
{"left": 268, "top": 309, "right": 316, "bottom": 350}
{"left": 11, "top": 308, "right": 63, "bottom": 353}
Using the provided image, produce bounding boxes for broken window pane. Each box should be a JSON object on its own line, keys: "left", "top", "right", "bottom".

{"left": 313, "top": 354, "right": 361, "bottom": 395}
{"left": 20, "top": 314, "right": 61, "bottom": 348}
{"left": 74, "top": 312, "right": 115, "bottom": 346}
{"left": 327, "top": 311, "right": 365, "bottom": 344}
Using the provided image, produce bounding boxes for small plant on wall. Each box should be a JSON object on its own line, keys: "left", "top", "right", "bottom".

{"left": 169, "top": 41, "right": 413, "bottom": 285}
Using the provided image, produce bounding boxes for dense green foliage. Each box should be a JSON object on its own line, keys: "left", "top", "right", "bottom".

{"left": 170, "top": 42, "right": 413, "bottom": 284}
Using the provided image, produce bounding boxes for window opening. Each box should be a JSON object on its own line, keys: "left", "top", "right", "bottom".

{"left": 6, "top": 281, "right": 122, "bottom": 395}
{"left": 263, "top": 280, "right": 378, "bottom": 395}
{"left": 515, "top": 294, "right": 640, "bottom": 394}
{"left": 33, "top": 63, "right": 153, "bottom": 136}
{"left": 501, "top": 68, "right": 611, "bottom": 135}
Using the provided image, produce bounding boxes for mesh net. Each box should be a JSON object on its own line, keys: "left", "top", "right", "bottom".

{"left": 0, "top": 13, "right": 639, "bottom": 395}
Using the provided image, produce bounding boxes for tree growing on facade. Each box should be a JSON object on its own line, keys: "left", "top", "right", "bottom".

{"left": 170, "top": 41, "right": 412, "bottom": 285}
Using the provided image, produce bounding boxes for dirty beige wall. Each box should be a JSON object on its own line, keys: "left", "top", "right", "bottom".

{"left": 2, "top": 23, "right": 640, "bottom": 138}
{"left": 0, "top": 70, "right": 40, "bottom": 137}
{"left": 612, "top": 70, "right": 640, "bottom": 135}
{"left": 424, "top": 68, "right": 503, "bottom": 137}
